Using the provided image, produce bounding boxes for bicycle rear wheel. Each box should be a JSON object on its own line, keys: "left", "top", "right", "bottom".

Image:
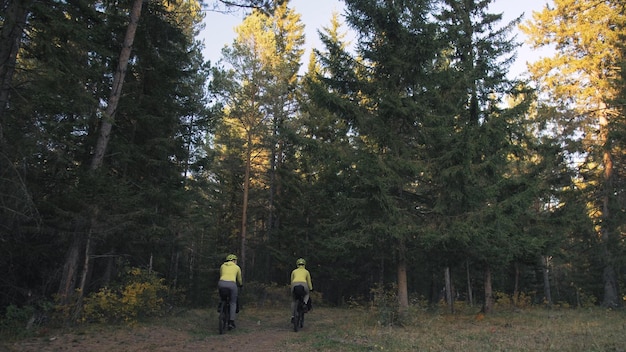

{"left": 292, "top": 304, "right": 299, "bottom": 332}
{"left": 218, "top": 301, "right": 229, "bottom": 334}
{"left": 293, "top": 299, "right": 305, "bottom": 332}
{"left": 298, "top": 304, "right": 305, "bottom": 328}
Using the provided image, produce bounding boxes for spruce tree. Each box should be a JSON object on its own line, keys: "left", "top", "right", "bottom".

{"left": 309, "top": 0, "right": 440, "bottom": 313}
{"left": 432, "top": 0, "right": 535, "bottom": 314}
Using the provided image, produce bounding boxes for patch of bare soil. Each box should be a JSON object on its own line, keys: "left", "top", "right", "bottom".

{"left": 2, "top": 307, "right": 310, "bottom": 352}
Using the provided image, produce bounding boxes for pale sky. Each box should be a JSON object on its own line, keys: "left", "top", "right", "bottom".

{"left": 199, "top": 0, "right": 553, "bottom": 78}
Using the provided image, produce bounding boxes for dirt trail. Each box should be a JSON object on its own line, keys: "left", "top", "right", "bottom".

{"left": 2, "top": 308, "right": 311, "bottom": 352}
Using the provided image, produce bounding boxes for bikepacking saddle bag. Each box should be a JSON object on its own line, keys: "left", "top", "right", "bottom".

{"left": 293, "top": 285, "right": 306, "bottom": 299}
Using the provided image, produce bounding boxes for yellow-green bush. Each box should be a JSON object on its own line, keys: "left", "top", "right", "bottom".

{"left": 514, "top": 291, "right": 533, "bottom": 308}
{"left": 492, "top": 291, "right": 535, "bottom": 309}
{"left": 494, "top": 291, "right": 512, "bottom": 307}
{"left": 82, "top": 267, "right": 168, "bottom": 324}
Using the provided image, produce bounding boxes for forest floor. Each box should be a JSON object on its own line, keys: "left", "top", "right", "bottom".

{"left": 2, "top": 305, "right": 626, "bottom": 351}
{"left": 2, "top": 306, "right": 315, "bottom": 352}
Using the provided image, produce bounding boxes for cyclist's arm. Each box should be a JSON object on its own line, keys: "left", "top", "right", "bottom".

{"left": 236, "top": 267, "right": 243, "bottom": 286}
{"left": 306, "top": 271, "right": 313, "bottom": 291}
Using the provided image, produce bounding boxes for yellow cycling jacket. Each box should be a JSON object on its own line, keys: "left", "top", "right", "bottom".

{"left": 219, "top": 261, "right": 242, "bottom": 286}
{"left": 290, "top": 266, "right": 312, "bottom": 290}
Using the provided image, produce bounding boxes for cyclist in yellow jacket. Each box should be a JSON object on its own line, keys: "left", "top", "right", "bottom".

{"left": 290, "top": 258, "right": 313, "bottom": 320}
{"left": 218, "top": 254, "right": 242, "bottom": 329}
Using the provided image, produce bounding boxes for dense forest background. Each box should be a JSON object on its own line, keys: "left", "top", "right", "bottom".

{"left": 1, "top": 0, "right": 624, "bottom": 325}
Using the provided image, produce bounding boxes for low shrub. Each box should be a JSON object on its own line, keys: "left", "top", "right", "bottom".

{"left": 82, "top": 267, "right": 169, "bottom": 324}
{"left": 0, "top": 300, "right": 53, "bottom": 339}
{"left": 368, "top": 283, "right": 399, "bottom": 326}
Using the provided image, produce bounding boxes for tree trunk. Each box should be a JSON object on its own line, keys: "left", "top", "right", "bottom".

{"left": 240, "top": 132, "right": 251, "bottom": 277}
{"left": 265, "top": 117, "right": 278, "bottom": 282}
{"left": 379, "top": 255, "right": 384, "bottom": 288}
{"left": 542, "top": 255, "right": 552, "bottom": 306}
{"left": 170, "top": 250, "right": 179, "bottom": 286}
{"left": 397, "top": 241, "right": 408, "bottom": 315}
{"left": 71, "top": 229, "right": 93, "bottom": 320}
{"left": 57, "top": 0, "right": 143, "bottom": 313}
{"left": 0, "top": 0, "right": 34, "bottom": 128}
{"left": 513, "top": 262, "right": 520, "bottom": 307}
{"left": 602, "top": 262, "right": 619, "bottom": 307}
{"left": 600, "top": 151, "right": 619, "bottom": 307}
{"left": 599, "top": 107, "right": 620, "bottom": 308}
{"left": 466, "top": 259, "right": 473, "bottom": 306}
{"left": 444, "top": 266, "right": 454, "bottom": 313}
{"left": 90, "top": 0, "right": 143, "bottom": 170}
{"left": 57, "top": 234, "right": 83, "bottom": 304}
{"left": 482, "top": 265, "right": 494, "bottom": 314}
{"left": 77, "top": 230, "right": 92, "bottom": 297}
{"left": 102, "top": 252, "right": 116, "bottom": 286}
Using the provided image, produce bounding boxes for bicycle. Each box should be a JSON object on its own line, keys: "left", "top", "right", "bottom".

{"left": 217, "top": 287, "right": 231, "bottom": 334}
{"left": 291, "top": 285, "right": 307, "bottom": 332}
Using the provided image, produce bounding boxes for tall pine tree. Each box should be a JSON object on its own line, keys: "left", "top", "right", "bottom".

{"left": 210, "top": 0, "right": 304, "bottom": 280}
{"left": 521, "top": 0, "right": 626, "bottom": 308}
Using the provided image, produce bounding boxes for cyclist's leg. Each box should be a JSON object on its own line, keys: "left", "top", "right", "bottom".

{"left": 227, "top": 282, "right": 238, "bottom": 328}
{"left": 290, "top": 284, "right": 299, "bottom": 321}
{"left": 217, "top": 282, "right": 231, "bottom": 333}
{"left": 305, "top": 285, "right": 311, "bottom": 311}
{"left": 217, "top": 282, "right": 229, "bottom": 312}
{"left": 304, "top": 285, "right": 310, "bottom": 304}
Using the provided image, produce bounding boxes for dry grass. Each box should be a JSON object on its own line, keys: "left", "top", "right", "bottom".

{"left": 284, "top": 306, "right": 626, "bottom": 352}
{"left": 2, "top": 305, "right": 625, "bottom": 351}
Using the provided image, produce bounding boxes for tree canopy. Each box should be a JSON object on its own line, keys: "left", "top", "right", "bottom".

{"left": 0, "top": 0, "right": 623, "bottom": 326}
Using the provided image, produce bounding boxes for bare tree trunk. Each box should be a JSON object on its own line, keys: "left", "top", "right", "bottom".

{"left": 265, "top": 118, "right": 278, "bottom": 282}
{"left": 444, "top": 266, "right": 454, "bottom": 313}
{"left": 513, "top": 262, "right": 520, "bottom": 307}
{"left": 600, "top": 180, "right": 619, "bottom": 307}
{"left": 90, "top": 0, "right": 143, "bottom": 170}
{"left": 102, "top": 252, "right": 116, "bottom": 286}
{"left": 482, "top": 265, "right": 494, "bottom": 314}
{"left": 71, "top": 228, "right": 93, "bottom": 320}
{"left": 599, "top": 108, "right": 620, "bottom": 308}
{"left": 170, "top": 250, "right": 179, "bottom": 286}
{"left": 240, "top": 132, "right": 251, "bottom": 277}
{"left": 379, "top": 256, "right": 384, "bottom": 288}
{"left": 57, "top": 234, "right": 83, "bottom": 304}
{"left": 77, "top": 230, "right": 92, "bottom": 297}
{"left": 602, "top": 257, "right": 619, "bottom": 307}
{"left": 466, "top": 259, "right": 473, "bottom": 306}
{"left": 0, "top": 0, "right": 34, "bottom": 128}
{"left": 542, "top": 255, "right": 552, "bottom": 306}
{"left": 397, "top": 240, "right": 408, "bottom": 316}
